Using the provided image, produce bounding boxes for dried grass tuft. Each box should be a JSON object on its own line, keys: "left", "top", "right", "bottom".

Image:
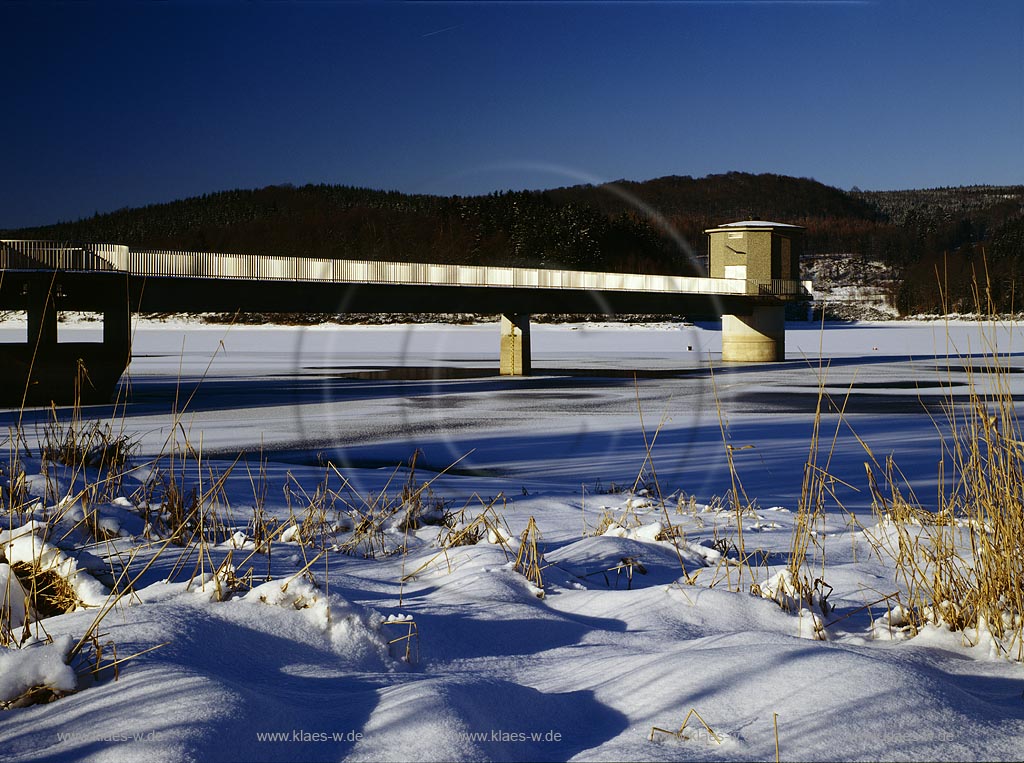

{"left": 860, "top": 279, "right": 1024, "bottom": 657}
{"left": 649, "top": 707, "right": 722, "bottom": 745}
{"left": 513, "top": 516, "right": 545, "bottom": 595}
{"left": 382, "top": 615, "right": 420, "bottom": 663}
{"left": 10, "top": 561, "right": 82, "bottom": 619}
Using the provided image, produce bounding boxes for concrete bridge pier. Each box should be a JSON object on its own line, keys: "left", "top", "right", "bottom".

{"left": 26, "top": 287, "right": 59, "bottom": 359}
{"left": 103, "top": 305, "right": 132, "bottom": 363}
{"left": 500, "top": 313, "right": 531, "bottom": 376}
{"left": 721, "top": 305, "right": 785, "bottom": 362}
{"left": 0, "top": 274, "right": 133, "bottom": 407}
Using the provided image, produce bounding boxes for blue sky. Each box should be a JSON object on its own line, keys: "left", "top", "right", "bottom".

{"left": 1, "top": 0, "right": 1022, "bottom": 228}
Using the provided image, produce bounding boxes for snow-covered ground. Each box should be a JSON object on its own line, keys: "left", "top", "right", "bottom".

{"left": 2, "top": 317, "right": 1023, "bottom": 762}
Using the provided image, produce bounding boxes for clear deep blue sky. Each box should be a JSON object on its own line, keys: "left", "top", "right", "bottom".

{"left": 1, "top": 0, "right": 1022, "bottom": 228}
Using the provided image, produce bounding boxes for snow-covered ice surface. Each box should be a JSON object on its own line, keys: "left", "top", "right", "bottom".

{"left": 2, "top": 317, "right": 1024, "bottom": 762}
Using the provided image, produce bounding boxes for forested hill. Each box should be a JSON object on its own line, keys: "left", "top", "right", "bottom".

{"left": 4, "top": 173, "right": 1024, "bottom": 313}
{"left": 552, "top": 172, "right": 882, "bottom": 227}
{"left": 0, "top": 173, "right": 887, "bottom": 274}
{"left": 3, "top": 183, "right": 694, "bottom": 276}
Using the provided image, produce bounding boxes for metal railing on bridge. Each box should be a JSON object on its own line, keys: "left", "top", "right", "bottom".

{"left": 757, "top": 279, "right": 811, "bottom": 297}
{"left": 0, "top": 240, "right": 127, "bottom": 271}
{"left": 124, "top": 248, "right": 758, "bottom": 296}
{"left": 1, "top": 240, "right": 802, "bottom": 298}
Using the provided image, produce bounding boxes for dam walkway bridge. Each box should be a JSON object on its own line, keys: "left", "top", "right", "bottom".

{"left": 0, "top": 238, "right": 807, "bottom": 404}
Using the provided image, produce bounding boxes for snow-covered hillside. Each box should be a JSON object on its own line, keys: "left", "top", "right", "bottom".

{"left": 802, "top": 253, "right": 901, "bottom": 320}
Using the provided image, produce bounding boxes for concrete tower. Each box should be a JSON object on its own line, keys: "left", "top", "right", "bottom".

{"left": 706, "top": 221, "right": 805, "bottom": 362}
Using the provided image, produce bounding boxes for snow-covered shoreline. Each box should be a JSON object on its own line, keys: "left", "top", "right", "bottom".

{"left": 2, "top": 320, "right": 1024, "bottom": 762}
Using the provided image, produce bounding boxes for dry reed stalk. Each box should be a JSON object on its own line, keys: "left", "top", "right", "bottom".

{"left": 244, "top": 446, "right": 271, "bottom": 552}
{"left": 578, "top": 556, "right": 647, "bottom": 589}
{"left": 280, "top": 550, "right": 326, "bottom": 594}
{"left": 327, "top": 462, "right": 406, "bottom": 558}
{"left": 77, "top": 641, "right": 169, "bottom": 683}
{"left": 399, "top": 495, "right": 513, "bottom": 583}
{"left": 0, "top": 318, "right": 239, "bottom": 702}
{"left": 1, "top": 686, "right": 66, "bottom": 710}
{"left": 779, "top": 361, "right": 857, "bottom": 616}
{"left": 590, "top": 504, "right": 641, "bottom": 537}
{"left": 283, "top": 469, "right": 339, "bottom": 551}
{"left": 822, "top": 590, "right": 901, "bottom": 631}
{"left": 382, "top": 617, "right": 420, "bottom": 663}
{"left": 329, "top": 451, "right": 474, "bottom": 559}
{"left": 228, "top": 520, "right": 291, "bottom": 576}
{"left": 629, "top": 376, "right": 699, "bottom": 582}
{"left": 67, "top": 529, "right": 179, "bottom": 662}
{"left": 513, "top": 516, "right": 544, "bottom": 594}
{"left": 440, "top": 494, "right": 511, "bottom": 550}
{"left": 649, "top": 707, "right": 722, "bottom": 745}
{"left": 773, "top": 713, "right": 780, "bottom": 763}
{"left": 706, "top": 364, "right": 763, "bottom": 591}
{"left": 400, "top": 548, "right": 454, "bottom": 583}
{"left": 860, "top": 282, "right": 1024, "bottom": 656}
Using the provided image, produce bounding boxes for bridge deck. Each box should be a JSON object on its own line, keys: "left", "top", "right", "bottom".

{"left": 1, "top": 240, "right": 803, "bottom": 301}
{"left": 0, "top": 240, "right": 806, "bottom": 401}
